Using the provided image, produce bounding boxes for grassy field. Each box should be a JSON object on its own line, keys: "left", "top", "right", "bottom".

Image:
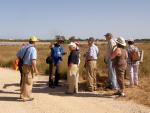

{"left": 0, "top": 41, "right": 150, "bottom": 106}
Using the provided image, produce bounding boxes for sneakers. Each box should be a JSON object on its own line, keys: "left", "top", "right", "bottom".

{"left": 120, "top": 92, "right": 126, "bottom": 97}
{"left": 114, "top": 91, "right": 126, "bottom": 97}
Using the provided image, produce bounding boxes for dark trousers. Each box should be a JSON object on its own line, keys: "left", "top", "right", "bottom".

{"left": 54, "top": 64, "right": 60, "bottom": 85}
{"left": 49, "top": 63, "right": 60, "bottom": 86}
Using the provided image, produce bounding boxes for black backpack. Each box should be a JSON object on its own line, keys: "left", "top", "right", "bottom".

{"left": 46, "top": 56, "right": 53, "bottom": 64}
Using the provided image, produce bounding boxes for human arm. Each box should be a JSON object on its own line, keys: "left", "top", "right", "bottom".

{"left": 31, "top": 48, "right": 39, "bottom": 75}
{"left": 111, "top": 48, "right": 121, "bottom": 60}
{"left": 32, "top": 60, "right": 39, "bottom": 75}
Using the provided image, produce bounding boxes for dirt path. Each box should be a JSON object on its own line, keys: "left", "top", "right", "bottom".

{"left": 0, "top": 68, "right": 150, "bottom": 113}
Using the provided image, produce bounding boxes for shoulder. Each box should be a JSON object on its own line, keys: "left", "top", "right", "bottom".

{"left": 110, "top": 39, "right": 116, "bottom": 43}
{"left": 29, "top": 46, "right": 36, "bottom": 53}
{"left": 114, "top": 48, "right": 121, "bottom": 54}
{"left": 92, "top": 44, "right": 98, "bottom": 49}
{"left": 134, "top": 46, "right": 139, "bottom": 51}
{"left": 115, "top": 47, "right": 121, "bottom": 51}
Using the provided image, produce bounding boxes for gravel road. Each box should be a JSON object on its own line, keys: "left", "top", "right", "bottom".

{"left": 0, "top": 68, "right": 150, "bottom": 113}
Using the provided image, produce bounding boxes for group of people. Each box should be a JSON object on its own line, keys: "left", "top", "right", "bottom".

{"left": 16, "top": 33, "right": 142, "bottom": 101}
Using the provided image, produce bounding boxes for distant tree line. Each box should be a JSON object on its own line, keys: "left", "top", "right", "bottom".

{"left": 0, "top": 37, "right": 150, "bottom": 43}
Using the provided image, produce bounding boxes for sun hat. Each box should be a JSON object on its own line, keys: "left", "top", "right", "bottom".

{"left": 68, "top": 42, "right": 77, "bottom": 48}
{"left": 29, "top": 36, "right": 39, "bottom": 42}
{"left": 115, "top": 37, "right": 126, "bottom": 46}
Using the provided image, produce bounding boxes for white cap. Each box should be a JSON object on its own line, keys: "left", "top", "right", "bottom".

{"left": 68, "top": 42, "right": 77, "bottom": 48}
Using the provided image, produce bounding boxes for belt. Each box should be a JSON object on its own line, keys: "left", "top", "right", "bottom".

{"left": 23, "top": 64, "right": 32, "bottom": 67}
{"left": 87, "top": 59, "right": 97, "bottom": 62}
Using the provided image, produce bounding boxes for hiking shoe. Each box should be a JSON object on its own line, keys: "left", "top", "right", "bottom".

{"left": 48, "top": 84, "right": 55, "bottom": 88}
{"left": 55, "top": 84, "right": 62, "bottom": 87}
{"left": 120, "top": 93, "right": 126, "bottom": 97}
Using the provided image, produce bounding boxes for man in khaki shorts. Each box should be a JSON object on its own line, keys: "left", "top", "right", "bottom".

{"left": 85, "top": 37, "right": 99, "bottom": 92}
{"left": 17, "top": 36, "right": 39, "bottom": 101}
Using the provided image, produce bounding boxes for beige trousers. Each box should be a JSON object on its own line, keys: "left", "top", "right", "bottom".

{"left": 86, "top": 61, "right": 97, "bottom": 91}
{"left": 67, "top": 64, "right": 79, "bottom": 93}
{"left": 20, "top": 65, "right": 34, "bottom": 100}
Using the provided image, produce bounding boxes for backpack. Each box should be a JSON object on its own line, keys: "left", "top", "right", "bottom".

{"left": 46, "top": 56, "right": 53, "bottom": 64}
{"left": 18, "top": 46, "right": 32, "bottom": 67}
{"left": 130, "top": 50, "right": 140, "bottom": 62}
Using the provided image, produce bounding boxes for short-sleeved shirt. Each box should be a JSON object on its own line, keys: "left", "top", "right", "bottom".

{"left": 105, "top": 39, "right": 117, "bottom": 60}
{"left": 86, "top": 44, "right": 99, "bottom": 60}
{"left": 51, "top": 44, "right": 64, "bottom": 65}
{"left": 17, "top": 44, "right": 37, "bottom": 66}
{"left": 68, "top": 50, "right": 79, "bottom": 66}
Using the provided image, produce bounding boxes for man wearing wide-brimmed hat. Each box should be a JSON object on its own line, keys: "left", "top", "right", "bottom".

{"left": 111, "top": 37, "right": 128, "bottom": 97}
{"left": 104, "top": 33, "right": 118, "bottom": 90}
{"left": 17, "top": 36, "right": 39, "bottom": 101}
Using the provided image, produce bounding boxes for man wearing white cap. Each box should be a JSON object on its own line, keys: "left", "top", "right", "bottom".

{"left": 17, "top": 36, "right": 39, "bottom": 101}
{"left": 66, "top": 42, "right": 79, "bottom": 94}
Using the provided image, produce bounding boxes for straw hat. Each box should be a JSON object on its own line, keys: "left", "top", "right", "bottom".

{"left": 29, "top": 36, "right": 39, "bottom": 42}
{"left": 115, "top": 37, "right": 126, "bottom": 46}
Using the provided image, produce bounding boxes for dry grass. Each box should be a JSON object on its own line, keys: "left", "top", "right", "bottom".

{"left": 0, "top": 42, "right": 150, "bottom": 106}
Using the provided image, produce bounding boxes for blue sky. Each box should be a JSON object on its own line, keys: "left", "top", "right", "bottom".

{"left": 0, "top": 0, "right": 150, "bottom": 39}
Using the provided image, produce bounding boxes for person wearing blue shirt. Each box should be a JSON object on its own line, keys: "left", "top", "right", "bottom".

{"left": 51, "top": 37, "right": 66, "bottom": 86}
{"left": 17, "top": 36, "right": 39, "bottom": 101}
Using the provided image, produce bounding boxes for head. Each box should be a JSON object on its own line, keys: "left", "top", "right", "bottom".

{"left": 104, "top": 33, "right": 113, "bottom": 41}
{"left": 128, "top": 39, "right": 134, "bottom": 45}
{"left": 115, "top": 37, "right": 126, "bottom": 48}
{"left": 88, "top": 37, "right": 95, "bottom": 46}
{"left": 68, "top": 42, "right": 77, "bottom": 51}
{"left": 55, "top": 36, "right": 64, "bottom": 44}
{"left": 29, "top": 36, "right": 38, "bottom": 46}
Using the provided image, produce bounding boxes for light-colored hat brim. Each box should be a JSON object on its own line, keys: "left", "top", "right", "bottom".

{"left": 116, "top": 40, "right": 126, "bottom": 46}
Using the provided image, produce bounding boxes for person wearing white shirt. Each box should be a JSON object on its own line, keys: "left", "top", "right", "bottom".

{"left": 104, "top": 33, "right": 118, "bottom": 90}
{"left": 85, "top": 37, "right": 99, "bottom": 92}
